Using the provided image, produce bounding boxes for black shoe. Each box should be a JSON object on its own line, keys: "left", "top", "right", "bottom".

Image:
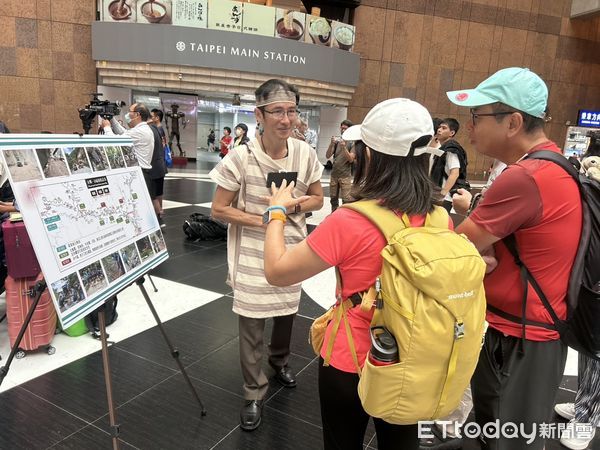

{"left": 419, "top": 425, "right": 463, "bottom": 450}
{"left": 240, "top": 400, "right": 263, "bottom": 431}
{"left": 270, "top": 364, "right": 297, "bottom": 388}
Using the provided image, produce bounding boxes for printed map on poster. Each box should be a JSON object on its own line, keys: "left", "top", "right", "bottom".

{"left": 0, "top": 135, "right": 169, "bottom": 328}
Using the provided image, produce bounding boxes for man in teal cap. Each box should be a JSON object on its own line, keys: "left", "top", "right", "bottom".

{"left": 447, "top": 68, "right": 583, "bottom": 450}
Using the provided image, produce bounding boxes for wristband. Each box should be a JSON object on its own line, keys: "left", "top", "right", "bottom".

{"left": 266, "top": 205, "right": 287, "bottom": 215}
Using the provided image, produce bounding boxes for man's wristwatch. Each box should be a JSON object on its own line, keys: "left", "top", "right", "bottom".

{"left": 262, "top": 210, "right": 287, "bottom": 225}
{"left": 294, "top": 203, "right": 301, "bottom": 214}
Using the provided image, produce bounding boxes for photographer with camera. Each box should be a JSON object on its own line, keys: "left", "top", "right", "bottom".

{"left": 102, "top": 103, "right": 166, "bottom": 221}
{"left": 326, "top": 119, "right": 355, "bottom": 213}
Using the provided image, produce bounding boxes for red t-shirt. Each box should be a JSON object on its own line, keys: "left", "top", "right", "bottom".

{"left": 220, "top": 135, "right": 233, "bottom": 155}
{"left": 307, "top": 208, "right": 451, "bottom": 373}
{"left": 470, "top": 141, "right": 582, "bottom": 341}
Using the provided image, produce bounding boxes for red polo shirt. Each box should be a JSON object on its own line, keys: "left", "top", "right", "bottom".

{"left": 470, "top": 141, "right": 582, "bottom": 341}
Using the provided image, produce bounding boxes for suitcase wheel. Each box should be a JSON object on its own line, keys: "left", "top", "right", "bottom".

{"left": 15, "top": 349, "right": 26, "bottom": 359}
{"left": 46, "top": 346, "right": 55, "bottom": 356}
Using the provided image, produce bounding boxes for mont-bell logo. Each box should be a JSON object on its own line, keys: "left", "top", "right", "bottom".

{"left": 176, "top": 41, "right": 186, "bottom": 52}
{"left": 448, "top": 290, "right": 474, "bottom": 300}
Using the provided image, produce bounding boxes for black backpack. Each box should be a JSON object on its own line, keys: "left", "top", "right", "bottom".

{"left": 488, "top": 151, "right": 600, "bottom": 359}
{"left": 85, "top": 296, "right": 119, "bottom": 338}
{"left": 183, "top": 213, "right": 227, "bottom": 241}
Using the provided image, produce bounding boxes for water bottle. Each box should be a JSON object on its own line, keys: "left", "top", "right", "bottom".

{"left": 368, "top": 326, "right": 399, "bottom": 366}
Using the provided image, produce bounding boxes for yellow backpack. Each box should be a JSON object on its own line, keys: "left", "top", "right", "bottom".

{"left": 327, "top": 200, "right": 487, "bottom": 425}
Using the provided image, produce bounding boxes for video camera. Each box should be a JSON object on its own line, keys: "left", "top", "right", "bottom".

{"left": 79, "top": 93, "right": 126, "bottom": 134}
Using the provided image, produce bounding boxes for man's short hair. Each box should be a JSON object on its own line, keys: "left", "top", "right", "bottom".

{"left": 441, "top": 118, "right": 460, "bottom": 135}
{"left": 432, "top": 117, "right": 443, "bottom": 131}
{"left": 151, "top": 109, "right": 164, "bottom": 122}
{"left": 224, "top": 126, "right": 231, "bottom": 134}
{"left": 133, "top": 103, "right": 150, "bottom": 122}
{"left": 341, "top": 119, "right": 354, "bottom": 128}
{"left": 255, "top": 79, "right": 299, "bottom": 107}
{"left": 491, "top": 103, "right": 546, "bottom": 133}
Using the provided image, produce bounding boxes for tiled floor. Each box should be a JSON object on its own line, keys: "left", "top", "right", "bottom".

{"left": 0, "top": 151, "right": 595, "bottom": 449}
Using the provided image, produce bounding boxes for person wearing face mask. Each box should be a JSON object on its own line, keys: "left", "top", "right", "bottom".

{"left": 102, "top": 103, "right": 166, "bottom": 220}
{"left": 232, "top": 123, "right": 250, "bottom": 148}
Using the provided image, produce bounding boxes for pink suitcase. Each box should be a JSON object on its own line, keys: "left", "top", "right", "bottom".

{"left": 2, "top": 220, "right": 40, "bottom": 279}
{"left": 5, "top": 273, "right": 57, "bottom": 357}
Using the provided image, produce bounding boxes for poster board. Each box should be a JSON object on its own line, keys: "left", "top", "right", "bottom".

{"left": 0, "top": 134, "right": 168, "bottom": 329}
{"left": 564, "top": 126, "right": 593, "bottom": 158}
{"left": 207, "top": 0, "right": 242, "bottom": 33}
{"left": 275, "top": 9, "right": 306, "bottom": 42}
{"left": 172, "top": 0, "right": 208, "bottom": 28}
{"left": 241, "top": 3, "right": 275, "bottom": 37}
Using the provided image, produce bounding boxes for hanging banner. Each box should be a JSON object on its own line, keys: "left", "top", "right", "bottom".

{"left": 172, "top": 0, "right": 208, "bottom": 28}
{"left": 0, "top": 134, "right": 168, "bottom": 329}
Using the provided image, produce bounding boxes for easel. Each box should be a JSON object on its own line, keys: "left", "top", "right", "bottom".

{"left": 0, "top": 274, "right": 207, "bottom": 450}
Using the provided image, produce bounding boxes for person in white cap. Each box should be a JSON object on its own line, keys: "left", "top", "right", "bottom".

{"left": 210, "top": 79, "right": 324, "bottom": 432}
{"left": 260, "top": 98, "right": 443, "bottom": 450}
{"left": 448, "top": 67, "right": 583, "bottom": 450}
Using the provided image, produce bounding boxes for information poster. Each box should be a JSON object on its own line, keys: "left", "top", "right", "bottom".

{"left": 564, "top": 126, "right": 593, "bottom": 158}
{"left": 136, "top": 0, "right": 173, "bottom": 24}
{"left": 241, "top": 3, "right": 275, "bottom": 37}
{"left": 207, "top": 0, "right": 242, "bottom": 33}
{"left": 172, "top": 0, "right": 208, "bottom": 28}
{"left": 0, "top": 135, "right": 168, "bottom": 329}
{"left": 275, "top": 9, "right": 306, "bottom": 42}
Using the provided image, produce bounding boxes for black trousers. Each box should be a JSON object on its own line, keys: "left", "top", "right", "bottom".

{"left": 472, "top": 327, "right": 568, "bottom": 450}
{"left": 318, "top": 358, "right": 418, "bottom": 450}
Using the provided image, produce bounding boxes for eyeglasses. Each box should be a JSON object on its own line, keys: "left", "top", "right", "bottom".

{"left": 262, "top": 108, "right": 298, "bottom": 120}
{"left": 470, "top": 109, "right": 514, "bottom": 125}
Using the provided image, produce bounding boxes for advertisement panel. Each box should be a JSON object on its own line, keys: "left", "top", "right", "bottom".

{"left": 242, "top": 3, "right": 275, "bottom": 37}
{"left": 207, "top": 0, "right": 242, "bottom": 33}
{"left": 172, "top": 0, "right": 208, "bottom": 28}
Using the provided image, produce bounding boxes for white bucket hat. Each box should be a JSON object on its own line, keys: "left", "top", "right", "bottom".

{"left": 342, "top": 98, "right": 442, "bottom": 157}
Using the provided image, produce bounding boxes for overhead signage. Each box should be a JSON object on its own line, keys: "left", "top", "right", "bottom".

{"left": 578, "top": 110, "right": 600, "bottom": 128}
{"left": 92, "top": 22, "right": 360, "bottom": 86}
{"left": 0, "top": 134, "right": 168, "bottom": 328}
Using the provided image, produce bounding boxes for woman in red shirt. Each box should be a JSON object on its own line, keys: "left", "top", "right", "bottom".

{"left": 263, "top": 99, "right": 442, "bottom": 450}
{"left": 219, "top": 126, "right": 233, "bottom": 158}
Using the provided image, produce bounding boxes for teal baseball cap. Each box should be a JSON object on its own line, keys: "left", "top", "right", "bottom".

{"left": 446, "top": 67, "right": 548, "bottom": 119}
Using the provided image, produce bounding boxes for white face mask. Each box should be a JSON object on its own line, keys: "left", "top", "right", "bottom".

{"left": 124, "top": 112, "right": 134, "bottom": 124}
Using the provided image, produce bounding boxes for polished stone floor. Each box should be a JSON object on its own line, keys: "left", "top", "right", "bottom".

{"left": 0, "top": 151, "right": 593, "bottom": 449}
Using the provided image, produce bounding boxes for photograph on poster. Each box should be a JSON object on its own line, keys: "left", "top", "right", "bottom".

{"left": 305, "top": 15, "right": 331, "bottom": 46}
{"left": 36, "top": 148, "right": 70, "bottom": 179}
{"left": 331, "top": 21, "right": 355, "bottom": 51}
{"left": 102, "top": 0, "right": 138, "bottom": 22}
{"left": 64, "top": 147, "right": 92, "bottom": 174}
{"left": 2, "top": 149, "right": 43, "bottom": 183}
{"left": 136, "top": 235, "right": 154, "bottom": 261}
{"left": 79, "top": 260, "right": 109, "bottom": 296}
{"left": 120, "top": 243, "right": 141, "bottom": 272}
{"left": 276, "top": 9, "right": 306, "bottom": 41}
{"left": 105, "top": 145, "right": 126, "bottom": 169}
{"left": 137, "top": 0, "right": 172, "bottom": 24}
{"left": 149, "top": 230, "right": 166, "bottom": 253}
{"left": 87, "top": 147, "right": 110, "bottom": 172}
{"left": 121, "top": 146, "right": 139, "bottom": 167}
{"left": 52, "top": 272, "right": 86, "bottom": 314}
{"left": 101, "top": 251, "right": 127, "bottom": 283}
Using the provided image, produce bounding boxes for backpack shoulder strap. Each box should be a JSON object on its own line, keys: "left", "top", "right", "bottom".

{"left": 341, "top": 200, "right": 409, "bottom": 241}
{"left": 526, "top": 150, "right": 580, "bottom": 183}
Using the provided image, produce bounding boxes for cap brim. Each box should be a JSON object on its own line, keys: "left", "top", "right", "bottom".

{"left": 446, "top": 89, "right": 496, "bottom": 107}
{"left": 342, "top": 124, "right": 362, "bottom": 141}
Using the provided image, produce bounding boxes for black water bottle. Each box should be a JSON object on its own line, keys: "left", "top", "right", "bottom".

{"left": 368, "top": 326, "right": 399, "bottom": 366}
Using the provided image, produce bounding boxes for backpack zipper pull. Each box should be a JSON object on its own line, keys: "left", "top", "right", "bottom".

{"left": 375, "top": 277, "right": 383, "bottom": 309}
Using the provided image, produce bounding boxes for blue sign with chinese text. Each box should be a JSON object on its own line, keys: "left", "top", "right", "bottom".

{"left": 578, "top": 110, "right": 600, "bottom": 128}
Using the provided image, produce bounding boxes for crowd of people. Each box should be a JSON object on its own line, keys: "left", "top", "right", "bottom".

{"left": 208, "top": 69, "right": 599, "bottom": 450}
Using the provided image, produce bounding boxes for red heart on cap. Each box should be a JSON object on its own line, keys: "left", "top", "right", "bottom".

{"left": 455, "top": 92, "right": 469, "bottom": 101}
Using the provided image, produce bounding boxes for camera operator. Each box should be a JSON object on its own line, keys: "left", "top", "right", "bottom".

{"left": 102, "top": 103, "right": 165, "bottom": 219}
